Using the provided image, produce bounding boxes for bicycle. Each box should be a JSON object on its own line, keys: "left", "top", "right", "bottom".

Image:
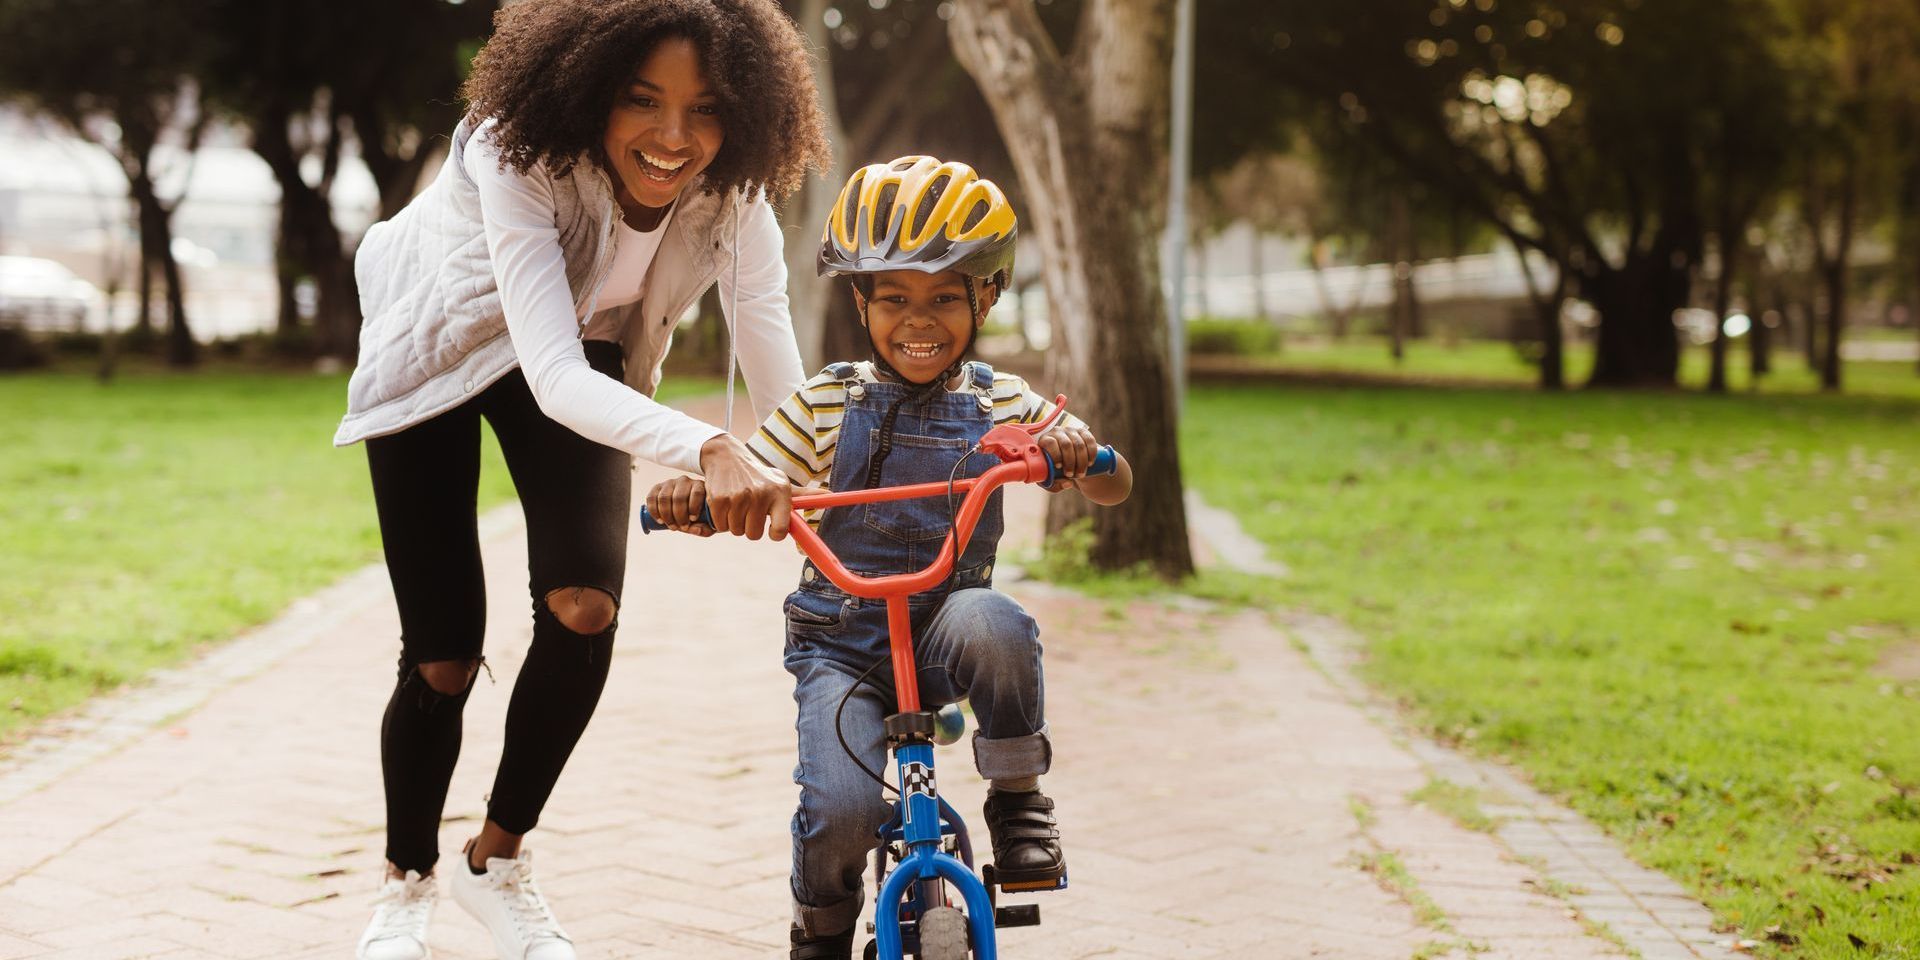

{"left": 642, "top": 400, "right": 1116, "bottom": 960}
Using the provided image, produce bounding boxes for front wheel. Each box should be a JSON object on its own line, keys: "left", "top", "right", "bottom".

{"left": 916, "top": 906, "right": 970, "bottom": 960}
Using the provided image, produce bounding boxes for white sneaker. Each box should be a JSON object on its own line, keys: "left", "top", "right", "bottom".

{"left": 357, "top": 870, "right": 437, "bottom": 960}
{"left": 450, "top": 848, "right": 576, "bottom": 960}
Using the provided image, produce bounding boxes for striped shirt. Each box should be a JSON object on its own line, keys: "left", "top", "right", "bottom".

{"left": 747, "top": 361, "right": 1081, "bottom": 488}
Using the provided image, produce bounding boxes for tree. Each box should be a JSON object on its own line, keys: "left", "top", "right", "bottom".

{"left": 1262, "top": 0, "right": 1803, "bottom": 388}
{"left": 204, "top": 0, "right": 497, "bottom": 359}
{"left": 1785, "top": 0, "right": 1920, "bottom": 391}
{"left": 779, "top": 0, "right": 1021, "bottom": 368}
{"left": 0, "top": 0, "right": 211, "bottom": 367}
{"left": 950, "top": 0, "right": 1194, "bottom": 578}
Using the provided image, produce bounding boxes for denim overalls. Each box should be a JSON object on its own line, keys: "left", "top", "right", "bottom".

{"left": 782, "top": 361, "right": 1052, "bottom": 935}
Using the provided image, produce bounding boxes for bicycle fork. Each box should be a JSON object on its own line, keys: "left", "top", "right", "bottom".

{"left": 873, "top": 732, "right": 999, "bottom": 960}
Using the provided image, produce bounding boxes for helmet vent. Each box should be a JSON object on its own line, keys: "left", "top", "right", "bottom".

{"left": 912, "top": 176, "right": 949, "bottom": 237}
{"left": 875, "top": 183, "right": 900, "bottom": 237}
{"left": 960, "top": 199, "right": 989, "bottom": 232}
{"left": 841, "top": 173, "right": 865, "bottom": 239}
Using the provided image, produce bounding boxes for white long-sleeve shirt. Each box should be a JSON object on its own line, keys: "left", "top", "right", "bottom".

{"left": 463, "top": 129, "right": 803, "bottom": 474}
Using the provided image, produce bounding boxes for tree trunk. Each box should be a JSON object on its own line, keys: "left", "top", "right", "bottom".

{"left": 1707, "top": 245, "right": 1734, "bottom": 394}
{"left": 1388, "top": 189, "right": 1415, "bottom": 363}
{"left": 128, "top": 172, "right": 195, "bottom": 366}
{"left": 1249, "top": 231, "right": 1268, "bottom": 322}
{"left": 1514, "top": 245, "right": 1566, "bottom": 391}
{"left": 1583, "top": 251, "right": 1687, "bottom": 387}
{"left": 1815, "top": 160, "right": 1856, "bottom": 393}
{"left": 1389, "top": 263, "right": 1408, "bottom": 364}
{"left": 276, "top": 244, "right": 301, "bottom": 338}
{"left": 1821, "top": 259, "right": 1846, "bottom": 391}
{"left": 160, "top": 219, "right": 195, "bottom": 367}
{"left": 255, "top": 103, "right": 360, "bottom": 360}
{"left": 777, "top": 0, "right": 851, "bottom": 370}
{"left": 1308, "top": 238, "right": 1361, "bottom": 340}
{"left": 951, "top": 0, "right": 1193, "bottom": 578}
{"left": 135, "top": 242, "right": 156, "bottom": 338}
{"left": 1747, "top": 272, "right": 1774, "bottom": 380}
{"left": 1801, "top": 298, "right": 1819, "bottom": 368}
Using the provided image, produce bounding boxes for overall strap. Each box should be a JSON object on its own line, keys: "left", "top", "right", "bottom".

{"left": 968, "top": 360, "right": 996, "bottom": 393}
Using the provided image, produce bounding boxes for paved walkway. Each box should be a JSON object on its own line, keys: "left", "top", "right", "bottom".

{"left": 0, "top": 398, "right": 1725, "bottom": 959}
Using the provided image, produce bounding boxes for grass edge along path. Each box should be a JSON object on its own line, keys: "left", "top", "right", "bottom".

{"left": 0, "top": 367, "right": 720, "bottom": 746}
{"left": 1177, "top": 381, "right": 1920, "bottom": 959}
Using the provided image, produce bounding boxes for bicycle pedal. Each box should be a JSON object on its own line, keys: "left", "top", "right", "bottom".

{"left": 996, "top": 877, "right": 1068, "bottom": 893}
{"left": 994, "top": 904, "right": 1041, "bottom": 928}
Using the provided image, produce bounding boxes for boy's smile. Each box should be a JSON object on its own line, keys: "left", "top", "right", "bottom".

{"left": 857, "top": 270, "right": 997, "bottom": 383}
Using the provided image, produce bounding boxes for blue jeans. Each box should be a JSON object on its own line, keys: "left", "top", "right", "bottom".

{"left": 786, "top": 587, "right": 1051, "bottom": 936}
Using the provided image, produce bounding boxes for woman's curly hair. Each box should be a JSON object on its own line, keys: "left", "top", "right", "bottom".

{"left": 461, "top": 0, "right": 831, "bottom": 202}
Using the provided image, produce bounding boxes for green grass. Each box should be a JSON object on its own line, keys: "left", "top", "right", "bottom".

{"left": 1182, "top": 380, "right": 1920, "bottom": 957}
{"left": 0, "top": 363, "right": 717, "bottom": 743}
{"left": 1224, "top": 337, "right": 1920, "bottom": 398}
{"left": 1409, "top": 778, "right": 1501, "bottom": 834}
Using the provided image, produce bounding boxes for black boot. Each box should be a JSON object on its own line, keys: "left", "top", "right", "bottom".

{"left": 790, "top": 924, "right": 855, "bottom": 960}
{"left": 983, "top": 788, "right": 1067, "bottom": 890}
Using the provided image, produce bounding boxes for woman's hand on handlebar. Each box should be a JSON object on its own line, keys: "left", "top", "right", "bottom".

{"left": 645, "top": 476, "right": 716, "bottom": 537}
{"left": 1036, "top": 421, "right": 1100, "bottom": 492}
{"left": 698, "top": 434, "right": 793, "bottom": 541}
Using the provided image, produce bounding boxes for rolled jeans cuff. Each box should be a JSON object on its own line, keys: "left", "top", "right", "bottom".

{"left": 794, "top": 893, "right": 865, "bottom": 939}
{"left": 972, "top": 725, "right": 1051, "bottom": 781}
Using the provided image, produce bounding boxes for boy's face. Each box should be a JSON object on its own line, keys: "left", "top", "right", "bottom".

{"left": 855, "top": 270, "right": 997, "bottom": 383}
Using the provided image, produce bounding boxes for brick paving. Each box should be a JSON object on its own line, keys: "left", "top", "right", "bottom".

{"left": 0, "top": 397, "right": 1707, "bottom": 959}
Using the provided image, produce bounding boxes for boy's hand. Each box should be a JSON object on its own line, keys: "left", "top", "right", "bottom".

{"left": 646, "top": 476, "right": 716, "bottom": 537}
{"left": 1035, "top": 421, "right": 1100, "bottom": 493}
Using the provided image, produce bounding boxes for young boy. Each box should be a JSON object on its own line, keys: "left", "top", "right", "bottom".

{"left": 645, "top": 156, "right": 1133, "bottom": 960}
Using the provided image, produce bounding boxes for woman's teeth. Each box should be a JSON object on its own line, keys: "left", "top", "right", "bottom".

{"left": 897, "top": 342, "right": 944, "bottom": 360}
{"left": 636, "top": 151, "right": 686, "bottom": 182}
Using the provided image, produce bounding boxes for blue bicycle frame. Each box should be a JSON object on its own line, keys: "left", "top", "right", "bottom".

{"left": 872, "top": 736, "right": 1007, "bottom": 960}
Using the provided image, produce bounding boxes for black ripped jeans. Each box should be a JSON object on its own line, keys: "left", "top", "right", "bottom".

{"left": 366, "top": 340, "right": 631, "bottom": 874}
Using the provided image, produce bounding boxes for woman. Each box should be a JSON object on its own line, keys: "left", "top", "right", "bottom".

{"left": 333, "top": 3, "right": 829, "bottom": 958}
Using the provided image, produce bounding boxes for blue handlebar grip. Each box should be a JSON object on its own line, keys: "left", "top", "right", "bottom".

{"left": 1090, "top": 445, "right": 1119, "bottom": 476}
{"left": 638, "top": 503, "right": 714, "bottom": 534}
{"left": 1043, "top": 444, "right": 1119, "bottom": 487}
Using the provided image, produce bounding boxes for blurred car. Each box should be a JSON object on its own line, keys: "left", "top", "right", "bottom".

{"left": 0, "top": 255, "right": 103, "bottom": 332}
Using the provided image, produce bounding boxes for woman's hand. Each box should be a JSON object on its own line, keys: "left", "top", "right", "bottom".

{"left": 698, "top": 434, "right": 794, "bottom": 540}
{"left": 1036, "top": 421, "right": 1100, "bottom": 492}
{"left": 646, "top": 476, "right": 716, "bottom": 537}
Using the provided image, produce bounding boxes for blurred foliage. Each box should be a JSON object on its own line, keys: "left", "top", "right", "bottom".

{"left": 1185, "top": 317, "right": 1284, "bottom": 356}
{"left": 1202, "top": 0, "right": 1920, "bottom": 391}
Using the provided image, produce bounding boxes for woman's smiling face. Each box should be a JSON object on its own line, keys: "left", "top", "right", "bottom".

{"left": 603, "top": 36, "right": 724, "bottom": 215}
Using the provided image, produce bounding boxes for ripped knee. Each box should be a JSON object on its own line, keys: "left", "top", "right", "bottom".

{"left": 416, "top": 658, "right": 482, "bottom": 696}
{"left": 544, "top": 586, "right": 618, "bottom": 636}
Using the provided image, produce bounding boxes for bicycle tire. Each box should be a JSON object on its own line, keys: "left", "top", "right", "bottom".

{"left": 915, "top": 906, "right": 970, "bottom": 960}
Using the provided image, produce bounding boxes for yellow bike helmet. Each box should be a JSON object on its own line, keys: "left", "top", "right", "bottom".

{"left": 818, "top": 155, "right": 1017, "bottom": 286}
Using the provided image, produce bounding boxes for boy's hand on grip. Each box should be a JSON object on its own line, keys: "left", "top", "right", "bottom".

{"left": 646, "top": 476, "right": 715, "bottom": 537}
{"left": 1036, "top": 421, "right": 1100, "bottom": 493}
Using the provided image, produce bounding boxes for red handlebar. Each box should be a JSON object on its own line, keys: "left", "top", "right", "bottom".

{"left": 787, "top": 399, "right": 1068, "bottom": 601}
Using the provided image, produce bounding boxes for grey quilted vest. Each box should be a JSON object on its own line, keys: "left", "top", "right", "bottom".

{"left": 334, "top": 116, "right": 740, "bottom": 447}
